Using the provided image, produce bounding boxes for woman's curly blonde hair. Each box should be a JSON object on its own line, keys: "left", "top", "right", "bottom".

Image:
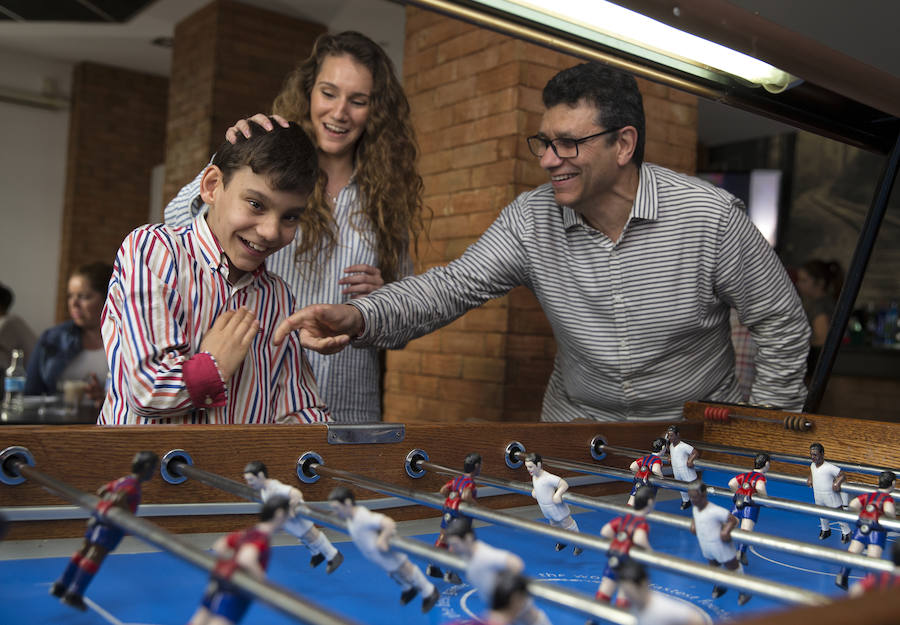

{"left": 272, "top": 31, "right": 425, "bottom": 284}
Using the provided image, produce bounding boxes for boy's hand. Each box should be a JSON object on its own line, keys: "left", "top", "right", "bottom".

{"left": 200, "top": 308, "right": 259, "bottom": 380}
{"left": 339, "top": 264, "right": 384, "bottom": 298}
{"left": 273, "top": 304, "right": 361, "bottom": 353}
{"left": 225, "top": 114, "right": 289, "bottom": 143}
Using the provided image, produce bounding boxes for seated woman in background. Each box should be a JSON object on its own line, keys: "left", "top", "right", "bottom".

{"left": 795, "top": 259, "right": 843, "bottom": 372}
{"left": 26, "top": 262, "right": 113, "bottom": 402}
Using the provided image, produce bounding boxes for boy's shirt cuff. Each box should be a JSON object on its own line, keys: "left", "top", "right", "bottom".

{"left": 183, "top": 351, "right": 227, "bottom": 408}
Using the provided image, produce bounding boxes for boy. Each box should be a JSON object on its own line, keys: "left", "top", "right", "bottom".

{"left": 99, "top": 120, "right": 329, "bottom": 424}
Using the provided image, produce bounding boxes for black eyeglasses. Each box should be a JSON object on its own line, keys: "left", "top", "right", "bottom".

{"left": 527, "top": 127, "right": 624, "bottom": 158}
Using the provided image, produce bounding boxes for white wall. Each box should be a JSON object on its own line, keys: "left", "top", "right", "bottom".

{"left": 0, "top": 47, "right": 73, "bottom": 337}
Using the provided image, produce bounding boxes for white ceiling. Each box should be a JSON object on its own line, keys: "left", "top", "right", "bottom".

{"left": 0, "top": 0, "right": 897, "bottom": 146}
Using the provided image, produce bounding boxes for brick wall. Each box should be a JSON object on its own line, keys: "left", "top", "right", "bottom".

{"left": 162, "top": 0, "right": 325, "bottom": 206}
{"left": 387, "top": 7, "right": 698, "bottom": 422}
{"left": 56, "top": 62, "right": 168, "bottom": 321}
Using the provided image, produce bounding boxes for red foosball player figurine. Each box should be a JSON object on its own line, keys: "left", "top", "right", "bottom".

{"left": 188, "top": 496, "right": 290, "bottom": 625}
{"left": 727, "top": 453, "right": 769, "bottom": 565}
{"left": 596, "top": 485, "right": 655, "bottom": 606}
{"left": 427, "top": 452, "right": 482, "bottom": 584}
{"left": 50, "top": 451, "right": 159, "bottom": 611}
{"left": 836, "top": 470, "right": 896, "bottom": 590}
{"left": 628, "top": 438, "right": 666, "bottom": 507}
{"left": 849, "top": 539, "right": 900, "bottom": 597}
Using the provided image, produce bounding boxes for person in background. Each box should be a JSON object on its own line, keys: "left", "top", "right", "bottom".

{"left": 795, "top": 259, "right": 843, "bottom": 373}
{"left": 25, "top": 262, "right": 112, "bottom": 402}
{"left": 165, "top": 31, "right": 425, "bottom": 423}
{"left": 0, "top": 282, "right": 37, "bottom": 373}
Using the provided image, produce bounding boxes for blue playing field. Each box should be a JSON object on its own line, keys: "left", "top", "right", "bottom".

{"left": 1, "top": 469, "right": 894, "bottom": 624}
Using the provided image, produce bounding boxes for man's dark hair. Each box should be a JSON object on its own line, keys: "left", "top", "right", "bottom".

{"left": 328, "top": 486, "right": 355, "bottom": 505}
{"left": 878, "top": 470, "right": 896, "bottom": 489}
{"left": 633, "top": 485, "right": 655, "bottom": 511}
{"left": 491, "top": 570, "right": 529, "bottom": 611}
{"left": 810, "top": 442, "right": 825, "bottom": 455}
{"left": 615, "top": 558, "right": 648, "bottom": 584}
{"left": 524, "top": 452, "right": 542, "bottom": 465}
{"left": 243, "top": 461, "right": 268, "bottom": 477}
{"left": 261, "top": 495, "right": 290, "bottom": 522}
{"left": 542, "top": 62, "right": 646, "bottom": 166}
{"left": 0, "top": 283, "right": 12, "bottom": 313}
{"left": 212, "top": 117, "right": 318, "bottom": 194}
{"left": 445, "top": 516, "right": 475, "bottom": 541}
{"left": 463, "top": 452, "right": 482, "bottom": 473}
{"left": 754, "top": 453, "right": 770, "bottom": 469}
{"left": 131, "top": 451, "right": 159, "bottom": 478}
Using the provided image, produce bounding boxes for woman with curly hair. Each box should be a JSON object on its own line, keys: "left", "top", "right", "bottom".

{"left": 165, "top": 31, "right": 425, "bottom": 423}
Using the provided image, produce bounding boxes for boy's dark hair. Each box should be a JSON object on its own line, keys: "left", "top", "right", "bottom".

{"left": 464, "top": 452, "right": 482, "bottom": 473}
{"left": 445, "top": 516, "right": 475, "bottom": 541}
{"left": 243, "top": 461, "right": 268, "bottom": 477}
{"left": 212, "top": 118, "right": 318, "bottom": 194}
{"left": 542, "top": 62, "right": 646, "bottom": 166}
{"left": 261, "top": 495, "right": 290, "bottom": 522}
{"left": 0, "top": 283, "right": 12, "bottom": 313}
{"left": 633, "top": 485, "right": 655, "bottom": 511}
{"left": 754, "top": 453, "right": 770, "bottom": 469}
{"left": 878, "top": 470, "right": 896, "bottom": 489}
{"left": 328, "top": 486, "right": 355, "bottom": 505}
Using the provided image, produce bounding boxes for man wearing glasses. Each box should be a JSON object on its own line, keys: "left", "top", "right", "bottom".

{"left": 274, "top": 62, "right": 809, "bottom": 423}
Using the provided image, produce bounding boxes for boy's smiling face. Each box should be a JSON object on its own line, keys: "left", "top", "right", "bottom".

{"left": 200, "top": 165, "right": 307, "bottom": 282}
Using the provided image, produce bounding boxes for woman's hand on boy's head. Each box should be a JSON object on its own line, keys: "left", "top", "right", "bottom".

{"left": 225, "top": 113, "right": 290, "bottom": 143}
{"left": 199, "top": 307, "right": 259, "bottom": 380}
{"left": 272, "top": 304, "right": 360, "bottom": 354}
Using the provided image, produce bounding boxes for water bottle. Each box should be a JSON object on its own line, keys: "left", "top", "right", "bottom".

{"left": 3, "top": 348, "right": 26, "bottom": 415}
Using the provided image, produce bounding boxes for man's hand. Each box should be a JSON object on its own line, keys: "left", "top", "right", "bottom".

{"left": 199, "top": 308, "right": 259, "bottom": 380}
{"left": 273, "top": 304, "right": 363, "bottom": 353}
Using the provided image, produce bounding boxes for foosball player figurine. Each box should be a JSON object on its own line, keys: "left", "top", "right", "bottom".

{"left": 727, "top": 453, "right": 769, "bottom": 565}
{"left": 486, "top": 570, "right": 545, "bottom": 625}
{"left": 688, "top": 482, "right": 751, "bottom": 606}
{"left": 50, "top": 450, "right": 159, "bottom": 611}
{"left": 427, "top": 452, "right": 482, "bottom": 584}
{"left": 616, "top": 560, "right": 705, "bottom": 625}
{"left": 524, "top": 452, "right": 582, "bottom": 555}
{"left": 628, "top": 438, "right": 666, "bottom": 507}
{"left": 808, "top": 442, "right": 851, "bottom": 542}
{"left": 242, "top": 461, "right": 343, "bottom": 574}
{"left": 328, "top": 486, "right": 440, "bottom": 612}
{"left": 188, "top": 496, "right": 290, "bottom": 625}
{"left": 444, "top": 517, "right": 551, "bottom": 625}
{"left": 596, "top": 485, "right": 655, "bottom": 606}
{"left": 849, "top": 539, "right": 900, "bottom": 597}
{"left": 664, "top": 425, "right": 699, "bottom": 510}
{"left": 836, "top": 470, "right": 897, "bottom": 590}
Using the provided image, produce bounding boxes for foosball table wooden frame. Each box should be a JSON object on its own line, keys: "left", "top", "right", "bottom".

{"left": 2, "top": 401, "right": 898, "bottom": 625}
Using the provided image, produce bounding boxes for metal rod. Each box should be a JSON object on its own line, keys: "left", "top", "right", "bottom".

{"left": 681, "top": 440, "right": 899, "bottom": 478}
{"left": 806, "top": 131, "right": 900, "bottom": 412}
{"left": 540, "top": 455, "right": 900, "bottom": 533}
{"left": 168, "top": 460, "right": 632, "bottom": 624}
{"left": 422, "top": 461, "right": 895, "bottom": 575}
{"left": 603, "top": 442, "right": 900, "bottom": 498}
{"left": 8, "top": 459, "right": 360, "bottom": 625}
{"left": 401, "top": 461, "right": 827, "bottom": 605}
